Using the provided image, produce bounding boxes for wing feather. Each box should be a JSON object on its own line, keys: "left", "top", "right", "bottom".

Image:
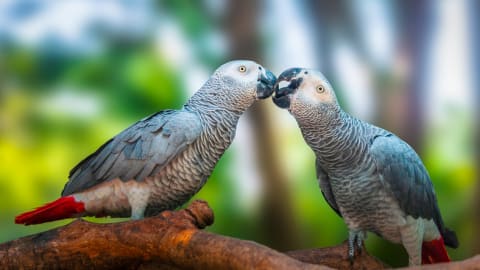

{"left": 316, "top": 159, "right": 341, "bottom": 216}
{"left": 62, "top": 109, "right": 202, "bottom": 195}
{"left": 370, "top": 134, "right": 446, "bottom": 233}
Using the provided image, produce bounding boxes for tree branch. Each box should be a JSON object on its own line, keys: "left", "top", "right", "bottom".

{"left": 0, "top": 200, "right": 326, "bottom": 270}
{"left": 0, "top": 200, "right": 477, "bottom": 270}
{"left": 286, "top": 243, "right": 388, "bottom": 269}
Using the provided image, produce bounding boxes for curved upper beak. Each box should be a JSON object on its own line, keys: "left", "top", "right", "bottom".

{"left": 272, "top": 68, "right": 303, "bottom": 109}
{"left": 256, "top": 69, "right": 277, "bottom": 99}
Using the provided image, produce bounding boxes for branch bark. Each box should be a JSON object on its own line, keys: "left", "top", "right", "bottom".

{"left": 286, "top": 244, "right": 387, "bottom": 270}
{"left": 0, "top": 200, "right": 477, "bottom": 270}
{"left": 0, "top": 200, "right": 326, "bottom": 270}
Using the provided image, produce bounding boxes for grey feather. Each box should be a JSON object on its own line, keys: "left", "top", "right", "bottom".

{"left": 369, "top": 134, "right": 458, "bottom": 248}
{"left": 369, "top": 134, "right": 444, "bottom": 231}
{"left": 316, "top": 159, "right": 341, "bottom": 216}
{"left": 62, "top": 110, "right": 202, "bottom": 195}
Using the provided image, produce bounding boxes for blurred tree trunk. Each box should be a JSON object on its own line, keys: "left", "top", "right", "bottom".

{"left": 224, "top": 0, "right": 300, "bottom": 250}
{"left": 383, "top": 0, "right": 434, "bottom": 152}
{"left": 468, "top": 0, "right": 480, "bottom": 255}
{"left": 305, "top": 0, "right": 339, "bottom": 79}
{"left": 305, "top": 0, "right": 369, "bottom": 71}
{"left": 305, "top": 0, "right": 364, "bottom": 107}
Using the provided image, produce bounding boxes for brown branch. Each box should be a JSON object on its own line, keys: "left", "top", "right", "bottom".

{"left": 0, "top": 200, "right": 327, "bottom": 270}
{"left": 286, "top": 243, "right": 388, "bottom": 270}
{"left": 0, "top": 200, "right": 477, "bottom": 270}
{"left": 287, "top": 244, "right": 480, "bottom": 270}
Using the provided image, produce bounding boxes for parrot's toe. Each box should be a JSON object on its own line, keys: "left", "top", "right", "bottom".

{"left": 348, "top": 230, "right": 366, "bottom": 263}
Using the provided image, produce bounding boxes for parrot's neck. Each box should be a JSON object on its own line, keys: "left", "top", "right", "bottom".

{"left": 184, "top": 98, "right": 242, "bottom": 124}
{"left": 299, "top": 108, "right": 369, "bottom": 170}
{"left": 295, "top": 103, "right": 346, "bottom": 136}
{"left": 184, "top": 90, "right": 243, "bottom": 147}
{"left": 185, "top": 79, "right": 256, "bottom": 116}
{"left": 184, "top": 94, "right": 243, "bottom": 176}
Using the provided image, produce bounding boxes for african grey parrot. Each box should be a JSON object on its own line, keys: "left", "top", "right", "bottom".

{"left": 272, "top": 68, "right": 458, "bottom": 265}
{"left": 15, "top": 60, "right": 276, "bottom": 225}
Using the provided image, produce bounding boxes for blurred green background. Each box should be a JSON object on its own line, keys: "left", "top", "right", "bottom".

{"left": 0, "top": 0, "right": 478, "bottom": 267}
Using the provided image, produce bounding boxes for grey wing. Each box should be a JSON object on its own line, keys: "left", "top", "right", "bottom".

{"left": 369, "top": 134, "right": 445, "bottom": 232}
{"left": 62, "top": 109, "right": 202, "bottom": 196}
{"left": 316, "top": 159, "right": 341, "bottom": 216}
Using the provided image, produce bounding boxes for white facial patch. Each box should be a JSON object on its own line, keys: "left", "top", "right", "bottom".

{"left": 220, "top": 60, "right": 259, "bottom": 84}
{"left": 297, "top": 75, "right": 335, "bottom": 104}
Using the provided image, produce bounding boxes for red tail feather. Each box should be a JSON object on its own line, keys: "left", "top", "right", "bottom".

{"left": 422, "top": 237, "right": 451, "bottom": 264}
{"left": 15, "top": 196, "right": 85, "bottom": 225}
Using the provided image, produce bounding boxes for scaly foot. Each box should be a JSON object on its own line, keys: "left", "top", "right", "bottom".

{"left": 348, "top": 230, "right": 367, "bottom": 263}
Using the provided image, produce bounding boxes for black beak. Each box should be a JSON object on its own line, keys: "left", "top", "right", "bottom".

{"left": 272, "top": 68, "right": 303, "bottom": 109}
{"left": 257, "top": 69, "right": 277, "bottom": 99}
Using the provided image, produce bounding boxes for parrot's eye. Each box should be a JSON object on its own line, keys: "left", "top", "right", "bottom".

{"left": 316, "top": 85, "right": 325, "bottom": 93}
{"left": 238, "top": 66, "right": 247, "bottom": 73}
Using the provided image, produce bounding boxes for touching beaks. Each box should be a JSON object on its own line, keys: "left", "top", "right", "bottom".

{"left": 256, "top": 69, "right": 277, "bottom": 99}
{"left": 272, "top": 68, "right": 304, "bottom": 109}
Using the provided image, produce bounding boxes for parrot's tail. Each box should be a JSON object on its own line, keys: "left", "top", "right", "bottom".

{"left": 421, "top": 236, "right": 451, "bottom": 264}
{"left": 442, "top": 228, "right": 459, "bottom": 248}
{"left": 15, "top": 196, "right": 85, "bottom": 225}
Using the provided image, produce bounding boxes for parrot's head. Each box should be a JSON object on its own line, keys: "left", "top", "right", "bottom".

{"left": 192, "top": 60, "right": 276, "bottom": 112}
{"left": 272, "top": 68, "right": 340, "bottom": 121}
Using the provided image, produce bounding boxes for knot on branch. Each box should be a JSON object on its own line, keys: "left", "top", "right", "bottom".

{"left": 158, "top": 200, "right": 214, "bottom": 230}
{"left": 184, "top": 200, "right": 214, "bottom": 229}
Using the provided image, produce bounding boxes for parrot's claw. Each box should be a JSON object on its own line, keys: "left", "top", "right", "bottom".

{"left": 130, "top": 204, "right": 146, "bottom": 220}
{"left": 348, "top": 250, "right": 355, "bottom": 265}
{"left": 348, "top": 232, "right": 356, "bottom": 262}
{"left": 348, "top": 230, "right": 367, "bottom": 263}
{"left": 356, "top": 231, "right": 366, "bottom": 254}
